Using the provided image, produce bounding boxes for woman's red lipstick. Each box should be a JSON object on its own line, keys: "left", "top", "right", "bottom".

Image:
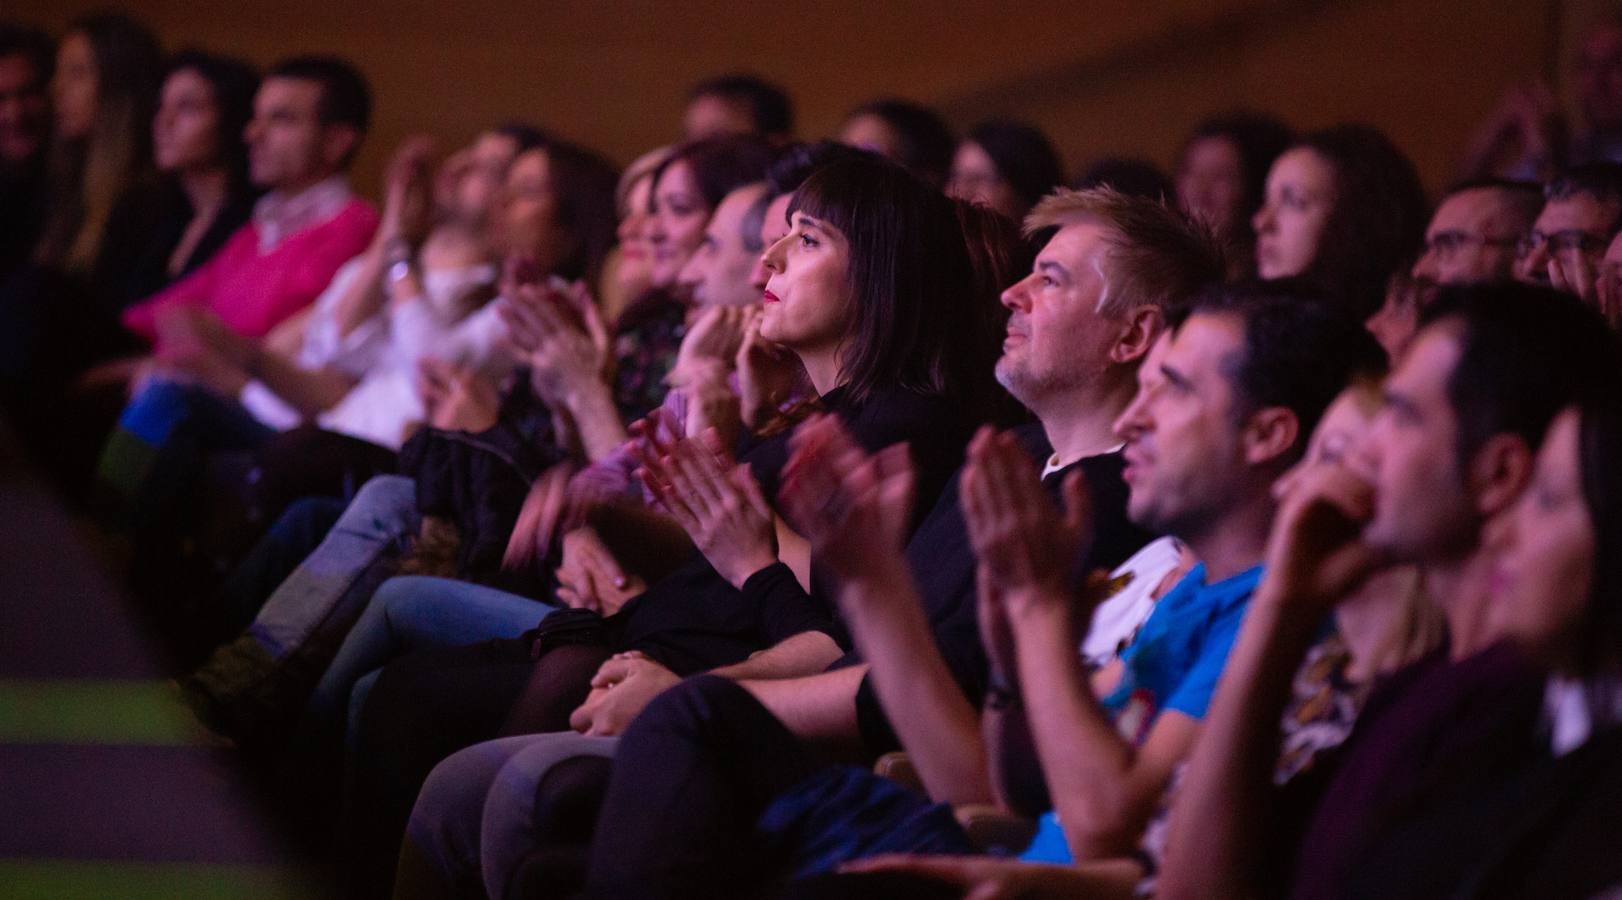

{"left": 763, "top": 290, "right": 781, "bottom": 303}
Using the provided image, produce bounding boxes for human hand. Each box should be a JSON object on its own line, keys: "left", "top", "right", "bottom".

{"left": 960, "top": 427, "right": 1092, "bottom": 622}
{"left": 1548, "top": 252, "right": 1599, "bottom": 304}
{"left": 777, "top": 413, "right": 914, "bottom": 583}
{"left": 503, "top": 282, "right": 611, "bottom": 409}
{"left": 1262, "top": 461, "right": 1383, "bottom": 616}
{"left": 417, "top": 358, "right": 502, "bottom": 432}
{"left": 554, "top": 525, "right": 645, "bottom": 615}
{"left": 671, "top": 304, "right": 751, "bottom": 385}
{"left": 503, "top": 463, "right": 575, "bottom": 573}
{"left": 1597, "top": 260, "right": 1622, "bottom": 329}
{"left": 569, "top": 651, "right": 681, "bottom": 736}
{"left": 378, "top": 134, "right": 435, "bottom": 245}
{"left": 633, "top": 422, "right": 778, "bottom": 589}
{"left": 735, "top": 312, "right": 802, "bottom": 428}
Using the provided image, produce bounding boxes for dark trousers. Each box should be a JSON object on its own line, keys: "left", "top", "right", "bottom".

{"left": 582, "top": 675, "right": 827, "bottom": 899}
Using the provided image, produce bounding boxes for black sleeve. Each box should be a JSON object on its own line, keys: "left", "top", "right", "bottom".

{"left": 743, "top": 561, "right": 843, "bottom": 649}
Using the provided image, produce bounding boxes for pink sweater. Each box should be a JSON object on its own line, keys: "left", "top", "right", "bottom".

{"left": 122, "top": 198, "right": 379, "bottom": 341}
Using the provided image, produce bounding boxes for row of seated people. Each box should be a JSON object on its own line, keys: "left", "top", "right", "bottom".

{"left": 5, "top": 11, "right": 1622, "bottom": 899}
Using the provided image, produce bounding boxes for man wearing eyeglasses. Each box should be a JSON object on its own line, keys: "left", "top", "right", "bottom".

{"left": 1412, "top": 178, "right": 1543, "bottom": 286}
{"left": 1514, "top": 162, "right": 1622, "bottom": 285}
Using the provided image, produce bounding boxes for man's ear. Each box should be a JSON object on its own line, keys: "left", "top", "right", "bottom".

{"left": 1108, "top": 306, "right": 1165, "bottom": 365}
{"left": 1242, "top": 406, "right": 1300, "bottom": 468}
{"left": 1467, "top": 432, "right": 1533, "bottom": 519}
{"left": 321, "top": 124, "right": 361, "bottom": 171}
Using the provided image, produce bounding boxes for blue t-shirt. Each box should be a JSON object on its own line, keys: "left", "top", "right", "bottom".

{"left": 1021, "top": 562, "right": 1263, "bottom": 863}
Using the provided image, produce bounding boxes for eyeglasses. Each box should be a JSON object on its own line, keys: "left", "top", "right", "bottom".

{"left": 1515, "top": 229, "right": 1610, "bottom": 259}
{"left": 1423, "top": 230, "right": 1519, "bottom": 260}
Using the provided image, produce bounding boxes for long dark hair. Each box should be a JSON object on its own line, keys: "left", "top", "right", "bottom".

{"left": 1294, "top": 124, "right": 1428, "bottom": 319}
{"left": 1576, "top": 388, "right": 1622, "bottom": 676}
{"left": 787, "top": 155, "right": 1008, "bottom": 414}
{"left": 536, "top": 139, "right": 621, "bottom": 288}
{"left": 163, "top": 49, "right": 258, "bottom": 193}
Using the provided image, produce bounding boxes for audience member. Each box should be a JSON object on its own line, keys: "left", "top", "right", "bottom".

{"left": 1175, "top": 112, "right": 1293, "bottom": 278}
{"left": 1463, "top": 17, "right": 1622, "bottom": 181}
{"left": 33, "top": 12, "right": 162, "bottom": 274}
{"left": 1515, "top": 162, "right": 1622, "bottom": 288}
{"left": 839, "top": 98, "right": 956, "bottom": 188}
{"left": 103, "top": 50, "right": 259, "bottom": 313}
{"left": 1253, "top": 124, "right": 1428, "bottom": 318}
{"left": 1366, "top": 177, "right": 1542, "bottom": 358}
{"left": 948, "top": 120, "right": 1064, "bottom": 222}
{"left": 684, "top": 73, "right": 794, "bottom": 144}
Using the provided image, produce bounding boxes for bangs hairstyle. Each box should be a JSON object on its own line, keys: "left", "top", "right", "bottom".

{"left": 787, "top": 155, "right": 1003, "bottom": 409}
{"left": 1023, "top": 186, "right": 1226, "bottom": 321}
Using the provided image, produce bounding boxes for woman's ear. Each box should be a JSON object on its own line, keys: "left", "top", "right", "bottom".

{"left": 1468, "top": 432, "right": 1534, "bottom": 519}
{"left": 1242, "top": 406, "right": 1301, "bottom": 468}
{"left": 1109, "top": 306, "right": 1165, "bottom": 365}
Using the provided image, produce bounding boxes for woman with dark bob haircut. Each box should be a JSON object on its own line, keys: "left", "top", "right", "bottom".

{"left": 346, "top": 153, "right": 1021, "bottom": 894}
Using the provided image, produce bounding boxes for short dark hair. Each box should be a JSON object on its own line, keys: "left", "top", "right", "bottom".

{"left": 845, "top": 98, "right": 956, "bottom": 188}
{"left": 1294, "top": 124, "right": 1429, "bottom": 320}
{"left": 1543, "top": 162, "right": 1622, "bottom": 238}
{"left": 0, "top": 22, "right": 54, "bottom": 86}
{"left": 650, "top": 135, "right": 775, "bottom": 213}
{"left": 1182, "top": 278, "right": 1386, "bottom": 460}
{"left": 267, "top": 54, "right": 371, "bottom": 134}
{"left": 1183, "top": 111, "right": 1294, "bottom": 224}
{"left": 964, "top": 120, "right": 1064, "bottom": 216}
{"left": 1440, "top": 176, "right": 1544, "bottom": 233}
{"left": 165, "top": 49, "right": 259, "bottom": 189}
{"left": 788, "top": 154, "right": 1004, "bottom": 413}
{"left": 1420, "top": 280, "right": 1619, "bottom": 478}
{"left": 688, "top": 73, "right": 793, "bottom": 138}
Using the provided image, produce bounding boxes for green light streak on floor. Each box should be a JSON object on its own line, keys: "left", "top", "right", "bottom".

{"left": 0, "top": 680, "right": 197, "bottom": 745}
{"left": 0, "top": 859, "right": 322, "bottom": 899}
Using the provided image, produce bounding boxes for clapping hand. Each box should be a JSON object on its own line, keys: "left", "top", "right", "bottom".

{"left": 777, "top": 413, "right": 915, "bottom": 583}
{"left": 632, "top": 414, "right": 778, "bottom": 589}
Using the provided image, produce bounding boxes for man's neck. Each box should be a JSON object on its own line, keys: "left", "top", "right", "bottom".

{"left": 1422, "top": 546, "right": 1497, "bottom": 662}
{"left": 1182, "top": 490, "right": 1273, "bottom": 584}
{"left": 1034, "top": 376, "right": 1133, "bottom": 466}
{"left": 270, "top": 171, "right": 343, "bottom": 201}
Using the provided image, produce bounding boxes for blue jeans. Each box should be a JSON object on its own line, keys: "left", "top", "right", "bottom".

{"left": 304, "top": 575, "right": 558, "bottom": 758}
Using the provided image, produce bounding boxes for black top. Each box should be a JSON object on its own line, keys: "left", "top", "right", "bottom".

{"left": 95, "top": 178, "right": 257, "bottom": 317}
{"left": 604, "top": 383, "right": 982, "bottom": 676}
{"left": 851, "top": 422, "right": 1156, "bottom": 753}
{"left": 0, "top": 156, "right": 47, "bottom": 279}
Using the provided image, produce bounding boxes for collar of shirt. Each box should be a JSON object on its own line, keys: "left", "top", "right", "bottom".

{"left": 1157, "top": 561, "right": 1264, "bottom": 618}
{"left": 1041, "top": 443, "right": 1125, "bottom": 480}
{"left": 253, "top": 175, "right": 353, "bottom": 253}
